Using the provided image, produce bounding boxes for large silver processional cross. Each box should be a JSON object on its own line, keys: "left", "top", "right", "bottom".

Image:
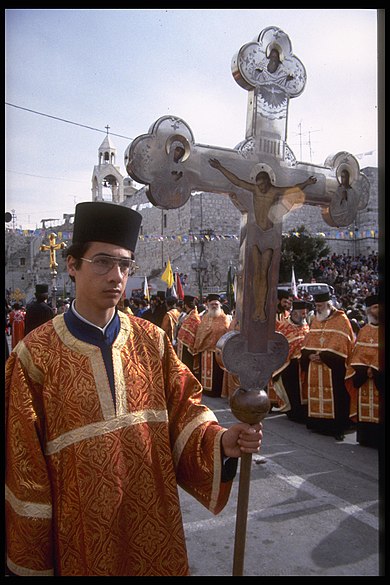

{"left": 125, "top": 26, "right": 369, "bottom": 575}
{"left": 125, "top": 25, "right": 369, "bottom": 399}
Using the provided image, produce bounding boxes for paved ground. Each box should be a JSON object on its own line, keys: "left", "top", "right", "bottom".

{"left": 180, "top": 395, "right": 383, "bottom": 576}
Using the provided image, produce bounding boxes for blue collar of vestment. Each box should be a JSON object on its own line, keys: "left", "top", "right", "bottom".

{"left": 64, "top": 303, "right": 121, "bottom": 347}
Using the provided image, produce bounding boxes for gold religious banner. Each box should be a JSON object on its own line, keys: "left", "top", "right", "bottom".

{"left": 10, "top": 288, "right": 25, "bottom": 303}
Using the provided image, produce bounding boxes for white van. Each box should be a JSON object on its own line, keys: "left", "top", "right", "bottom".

{"left": 297, "top": 283, "right": 335, "bottom": 297}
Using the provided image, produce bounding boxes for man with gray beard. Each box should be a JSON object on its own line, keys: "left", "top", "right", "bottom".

{"left": 301, "top": 291, "right": 355, "bottom": 440}
{"left": 193, "top": 294, "right": 231, "bottom": 397}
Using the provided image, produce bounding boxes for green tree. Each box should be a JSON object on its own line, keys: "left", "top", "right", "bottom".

{"left": 279, "top": 225, "right": 330, "bottom": 283}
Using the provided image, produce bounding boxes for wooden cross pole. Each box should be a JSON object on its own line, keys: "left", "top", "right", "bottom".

{"left": 40, "top": 232, "right": 67, "bottom": 308}
{"left": 125, "top": 26, "right": 369, "bottom": 575}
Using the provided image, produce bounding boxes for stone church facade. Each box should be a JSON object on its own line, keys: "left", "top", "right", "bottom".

{"left": 5, "top": 134, "right": 378, "bottom": 304}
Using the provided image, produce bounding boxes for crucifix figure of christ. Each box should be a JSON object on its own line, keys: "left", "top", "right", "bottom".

{"left": 125, "top": 25, "right": 369, "bottom": 575}
{"left": 208, "top": 157, "right": 317, "bottom": 323}
{"left": 40, "top": 232, "right": 67, "bottom": 306}
{"left": 40, "top": 232, "right": 66, "bottom": 273}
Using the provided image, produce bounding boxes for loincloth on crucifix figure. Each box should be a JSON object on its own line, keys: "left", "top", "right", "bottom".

{"left": 209, "top": 158, "right": 317, "bottom": 322}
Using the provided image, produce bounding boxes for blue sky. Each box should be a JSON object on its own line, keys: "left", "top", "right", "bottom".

{"left": 5, "top": 8, "right": 379, "bottom": 230}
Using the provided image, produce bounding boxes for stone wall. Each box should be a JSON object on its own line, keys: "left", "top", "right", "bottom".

{"left": 5, "top": 167, "right": 378, "bottom": 303}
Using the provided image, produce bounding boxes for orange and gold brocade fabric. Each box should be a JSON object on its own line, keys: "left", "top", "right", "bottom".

{"left": 193, "top": 313, "right": 231, "bottom": 355}
{"left": 160, "top": 308, "right": 180, "bottom": 342}
{"left": 302, "top": 310, "right": 354, "bottom": 359}
{"left": 301, "top": 310, "right": 354, "bottom": 419}
{"left": 267, "top": 319, "right": 309, "bottom": 410}
{"left": 177, "top": 308, "right": 201, "bottom": 355}
{"left": 5, "top": 313, "right": 232, "bottom": 576}
{"left": 274, "top": 318, "right": 309, "bottom": 375}
{"left": 345, "top": 323, "right": 379, "bottom": 423}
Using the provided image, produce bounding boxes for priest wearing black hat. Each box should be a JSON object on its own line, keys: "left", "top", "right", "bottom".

{"left": 301, "top": 290, "right": 355, "bottom": 441}
{"left": 5, "top": 201, "right": 262, "bottom": 577}
{"left": 345, "top": 294, "right": 382, "bottom": 448}
{"left": 269, "top": 299, "right": 311, "bottom": 422}
{"left": 24, "top": 282, "right": 55, "bottom": 334}
{"left": 193, "top": 293, "right": 231, "bottom": 396}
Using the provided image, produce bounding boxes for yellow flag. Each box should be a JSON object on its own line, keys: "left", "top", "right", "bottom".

{"left": 161, "top": 258, "right": 174, "bottom": 288}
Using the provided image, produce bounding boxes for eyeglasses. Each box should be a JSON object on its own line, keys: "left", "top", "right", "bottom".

{"left": 81, "top": 255, "right": 138, "bottom": 276}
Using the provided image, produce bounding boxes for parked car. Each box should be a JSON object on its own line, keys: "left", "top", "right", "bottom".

{"left": 277, "top": 282, "right": 339, "bottom": 306}
{"left": 297, "top": 283, "right": 335, "bottom": 297}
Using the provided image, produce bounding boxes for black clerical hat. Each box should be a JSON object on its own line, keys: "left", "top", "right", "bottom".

{"left": 365, "top": 295, "right": 378, "bottom": 307}
{"left": 313, "top": 291, "right": 330, "bottom": 302}
{"left": 206, "top": 293, "right": 221, "bottom": 302}
{"left": 72, "top": 202, "right": 142, "bottom": 252}
{"left": 35, "top": 284, "right": 49, "bottom": 295}
{"left": 184, "top": 295, "right": 196, "bottom": 305}
{"left": 292, "top": 300, "right": 309, "bottom": 310}
{"left": 277, "top": 289, "right": 290, "bottom": 300}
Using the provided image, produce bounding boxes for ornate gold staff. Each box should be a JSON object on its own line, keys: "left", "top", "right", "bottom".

{"left": 40, "top": 232, "right": 67, "bottom": 307}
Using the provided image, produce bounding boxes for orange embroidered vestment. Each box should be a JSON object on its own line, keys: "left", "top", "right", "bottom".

{"left": 268, "top": 318, "right": 310, "bottom": 411}
{"left": 345, "top": 323, "right": 379, "bottom": 424}
{"left": 193, "top": 313, "right": 230, "bottom": 393}
{"left": 160, "top": 307, "right": 180, "bottom": 342}
{"left": 5, "top": 312, "right": 233, "bottom": 576}
{"left": 301, "top": 309, "right": 354, "bottom": 420}
{"left": 176, "top": 308, "right": 201, "bottom": 358}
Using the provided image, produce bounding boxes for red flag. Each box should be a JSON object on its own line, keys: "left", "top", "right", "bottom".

{"left": 175, "top": 272, "right": 185, "bottom": 300}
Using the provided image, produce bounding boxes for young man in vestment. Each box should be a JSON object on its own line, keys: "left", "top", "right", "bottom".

{"left": 5, "top": 201, "right": 262, "bottom": 577}
{"left": 345, "top": 295, "right": 382, "bottom": 448}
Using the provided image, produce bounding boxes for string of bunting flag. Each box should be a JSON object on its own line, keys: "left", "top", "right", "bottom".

{"left": 6, "top": 228, "right": 380, "bottom": 240}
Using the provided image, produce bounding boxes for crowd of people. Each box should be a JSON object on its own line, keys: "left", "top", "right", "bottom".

{"left": 311, "top": 252, "right": 379, "bottom": 317}
{"left": 117, "top": 266, "right": 381, "bottom": 450}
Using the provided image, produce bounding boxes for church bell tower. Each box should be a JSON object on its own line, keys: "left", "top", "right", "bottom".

{"left": 91, "top": 126, "right": 124, "bottom": 204}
